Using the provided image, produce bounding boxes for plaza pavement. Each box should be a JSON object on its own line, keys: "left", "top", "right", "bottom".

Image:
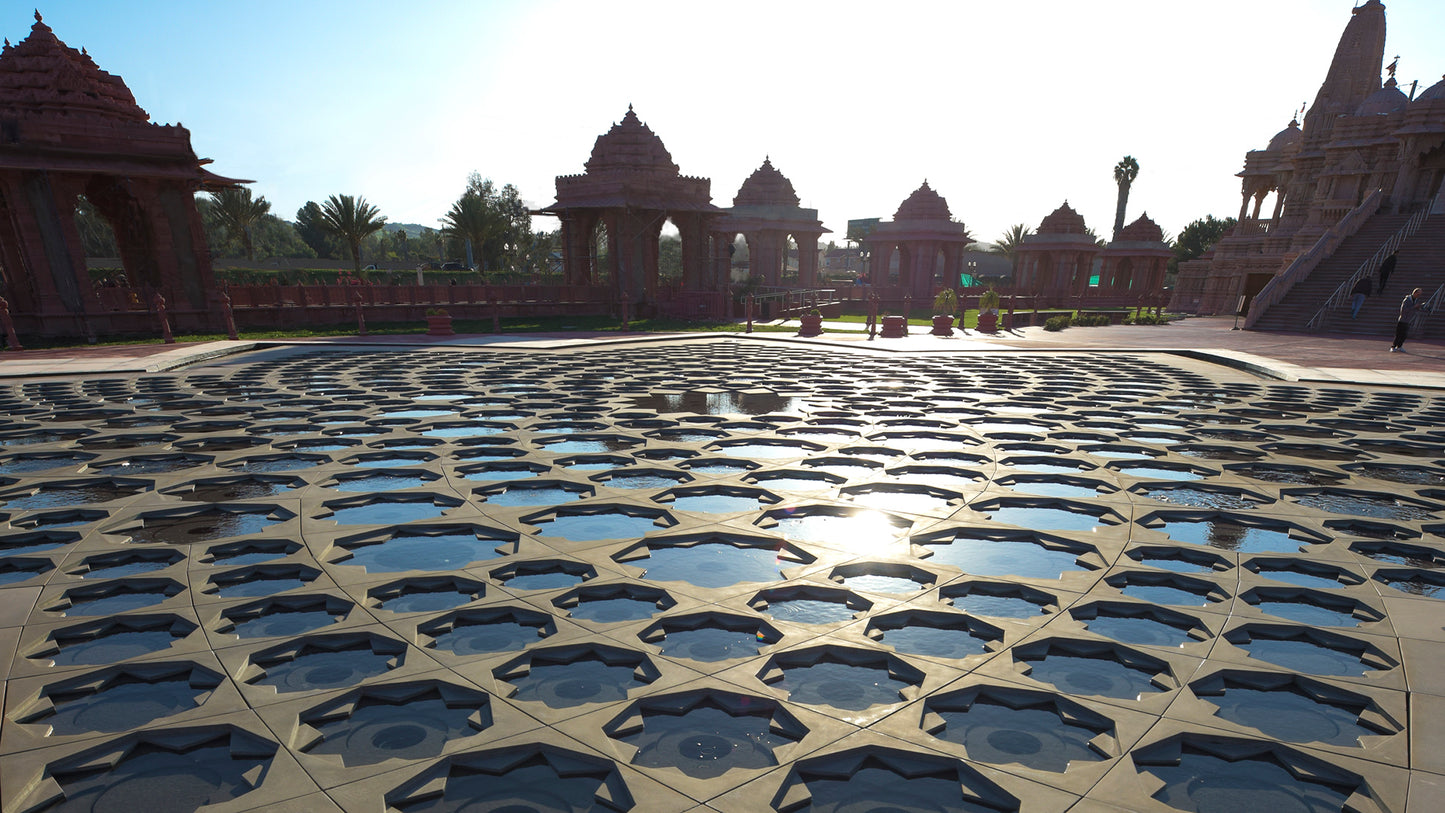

{"left": 0, "top": 316, "right": 1441, "bottom": 389}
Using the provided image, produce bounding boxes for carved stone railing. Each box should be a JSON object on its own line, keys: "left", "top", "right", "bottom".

{"left": 1243, "top": 189, "right": 1382, "bottom": 329}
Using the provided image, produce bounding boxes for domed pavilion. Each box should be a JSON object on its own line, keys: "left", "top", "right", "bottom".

{"left": 709, "top": 158, "right": 829, "bottom": 288}
{"left": 537, "top": 106, "right": 722, "bottom": 305}
{"left": 0, "top": 12, "right": 243, "bottom": 338}
{"left": 1013, "top": 202, "right": 1100, "bottom": 301}
{"left": 861, "top": 182, "right": 972, "bottom": 300}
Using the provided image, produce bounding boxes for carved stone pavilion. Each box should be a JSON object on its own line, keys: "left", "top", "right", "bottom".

{"left": 0, "top": 12, "right": 242, "bottom": 338}
{"left": 537, "top": 107, "right": 722, "bottom": 306}
{"left": 1097, "top": 214, "right": 1172, "bottom": 298}
{"left": 1012, "top": 202, "right": 1100, "bottom": 300}
{"left": 709, "top": 158, "right": 829, "bottom": 289}
{"left": 861, "top": 182, "right": 972, "bottom": 301}
{"left": 1171, "top": 0, "right": 1445, "bottom": 321}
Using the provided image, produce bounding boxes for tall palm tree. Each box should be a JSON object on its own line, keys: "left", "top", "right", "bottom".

{"left": 441, "top": 191, "right": 495, "bottom": 270}
{"left": 1112, "top": 155, "right": 1139, "bottom": 240}
{"left": 210, "top": 187, "right": 271, "bottom": 261}
{"left": 319, "top": 194, "right": 386, "bottom": 273}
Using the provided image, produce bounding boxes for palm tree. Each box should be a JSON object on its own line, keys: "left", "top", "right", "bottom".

{"left": 989, "top": 224, "right": 1031, "bottom": 273}
{"left": 1112, "top": 155, "right": 1139, "bottom": 240}
{"left": 319, "top": 194, "right": 386, "bottom": 273}
{"left": 440, "top": 191, "right": 495, "bottom": 270}
{"left": 210, "top": 187, "right": 271, "bottom": 261}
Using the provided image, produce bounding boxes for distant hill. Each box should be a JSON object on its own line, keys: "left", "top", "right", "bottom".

{"left": 384, "top": 223, "right": 436, "bottom": 237}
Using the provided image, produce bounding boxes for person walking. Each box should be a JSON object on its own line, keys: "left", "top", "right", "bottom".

{"left": 1378, "top": 252, "right": 1397, "bottom": 293}
{"left": 1350, "top": 275, "right": 1373, "bottom": 319}
{"left": 1390, "top": 287, "right": 1429, "bottom": 352}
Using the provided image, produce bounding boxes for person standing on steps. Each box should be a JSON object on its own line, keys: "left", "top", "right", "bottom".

{"left": 1390, "top": 287, "right": 1429, "bottom": 352}
{"left": 1378, "top": 251, "right": 1397, "bottom": 293}
{"left": 1350, "top": 275, "right": 1373, "bottom": 319}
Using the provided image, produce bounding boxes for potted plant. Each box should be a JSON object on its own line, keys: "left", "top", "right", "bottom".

{"left": 798, "top": 307, "right": 824, "bottom": 337}
{"left": 931, "top": 288, "right": 958, "bottom": 336}
{"left": 976, "top": 288, "right": 1001, "bottom": 333}
{"left": 425, "top": 307, "right": 454, "bottom": 336}
{"left": 880, "top": 309, "right": 908, "bottom": 338}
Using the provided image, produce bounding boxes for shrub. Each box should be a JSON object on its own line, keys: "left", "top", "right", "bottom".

{"left": 979, "top": 288, "right": 1001, "bottom": 311}
{"left": 1074, "top": 314, "right": 1110, "bottom": 327}
{"left": 1044, "top": 315, "right": 1071, "bottom": 331}
{"left": 932, "top": 288, "right": 958, "bottom": 316}
{"left": 426, "top": 308, "right": 450, "bottom": 317}
{"left": 1126, "top": 312, "right": 1171, "bottom": 325}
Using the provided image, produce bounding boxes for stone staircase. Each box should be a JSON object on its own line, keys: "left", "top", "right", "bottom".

{"left": 1249, "top": 213, "right": 1444, "bottom": 336}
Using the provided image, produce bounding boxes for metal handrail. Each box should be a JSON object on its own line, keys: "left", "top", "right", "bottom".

{"left": 1418, "top": 283, "right": 1445, "bottom": 337}
{"left": 1305, "top": 206, "right": 1430, "bottom": 330}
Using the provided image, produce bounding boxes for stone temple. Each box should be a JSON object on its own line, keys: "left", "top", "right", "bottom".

{"left": 1172, "top": 0, "right": 1445, "bottom": 333}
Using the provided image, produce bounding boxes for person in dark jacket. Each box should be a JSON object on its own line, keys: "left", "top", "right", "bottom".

{"left": 1378, "top": 252, "right": 1397, "bottom": 293}
{"left": 1390, "top": 287, "right": 1429, "bottom": 352}
{"left": 1350, "top": 276, "right": 1373, "bottom": 319}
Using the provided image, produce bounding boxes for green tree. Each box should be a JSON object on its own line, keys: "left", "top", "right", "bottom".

{"left": 294, "top": 201, "right": 335, "bottom": 259}
{"left": 441, "top": 189, "right": 496, "bottom": 269}
{"left": 209, "top": 187, "right": 271, "bottom": 261}
{"left": 453, "top": 172, "right": 533, "bottom": 271}
{"left": 319, "top": 194, "right": 386, "bottom": 273}
{"left": 1168, "top": 215, "right": 1236, "bottom": 279}
{"left": 1112, "top": 155, "right": 1139, "bottom": 239}
{"left": 988, "top": 224, "right": 1030, "bottom": 272}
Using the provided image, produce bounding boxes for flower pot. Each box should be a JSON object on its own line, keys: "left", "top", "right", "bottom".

{"left": 880, "top": 314, "right": 908, "bottom": 338}
{"left": 976, "top": 310, "right": 998, "bottom": 333}
{"left": 426, "top": 315, "right": 454, "bottom": 336}
{"left": 798, "top": 314, "right": 824, "bottom": 337}
{"left": 930, "top": 315, "right": 955, "bottom": 336}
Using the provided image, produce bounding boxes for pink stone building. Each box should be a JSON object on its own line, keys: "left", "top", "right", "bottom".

{"left": 0, "top": 13, "right": 243, "bottom": 338}
{"left": 861, "top": 182, "right": 972, "bottom": 301}
{"left": 1172, "top": 0, "right": 1445, "bottom": 318}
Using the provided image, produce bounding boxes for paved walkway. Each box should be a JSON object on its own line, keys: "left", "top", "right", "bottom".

{"left": 0, "top": 316, "right": 1441, "bottom": 389}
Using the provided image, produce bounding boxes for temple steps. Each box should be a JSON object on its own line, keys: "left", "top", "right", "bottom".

{"left": 1248, "top": 213, "right": 1443, "bottom": 336}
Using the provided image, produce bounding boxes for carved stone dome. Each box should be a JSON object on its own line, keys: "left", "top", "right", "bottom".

{"left": 1117, "top": 213, "right": 1164, "bottom": 242}
{"left": 1265, "top": 118, "right": 1302, "bottom": 152}
{"left": 1414, "top": 75, "right": 1445, "bottom": 103}
{"left": 0, "top": 11, "right": 148, "bottom": 123}
{"left": 893, "top": 181, "right": 952, "bottom": 221}
{"left": 733, "top": 158, "right": 799, "bottom": 207}
{"left": 1356, "top": 78, "right": 1408, "bottom": 115}
{"left": 1037, "top": 201, "right": 1088, "bottom": 235}
{"left": 584, "top": 106, "right": 679, "bottom": 175}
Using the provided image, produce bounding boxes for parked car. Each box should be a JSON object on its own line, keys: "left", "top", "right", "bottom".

{"left": 440, "top": 261, "right": 473, "bottom": 272}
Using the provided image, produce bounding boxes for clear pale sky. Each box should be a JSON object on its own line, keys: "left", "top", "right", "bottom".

{"left": 15, "top": 1, "right": 1445, "bottom": 244}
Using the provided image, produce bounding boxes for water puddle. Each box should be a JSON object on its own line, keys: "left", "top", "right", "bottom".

{"left": 1156, "top": 518, "right": 1301, "bottom": 554}
{"left": 1142, "top": 747, "right": 1356, "bottom": 812}
{"left": 255, "top": 647, "right": 394, "bottom": 692}
{"left": 924, "top": 535, "right": 1083, "bottom": 579}
{"left": 929, "top": 699, "right": 1105, "bottom": 771}
{"left": 307, "top": 694, "right": 481, "bottom": 765}
{"left": 622, "top": 702, "right": 795, "bottom": 778}
{"left": 635, "top": 543, "right": 785, "bottom": 587}
{"left": 1203, "top": 685, "right": 1373, "bottom": 746}
{"left": 774, "top": 661, "right": 910, "bottom": 709}
{"left": 656, "top": 626, "right": 764, "bottom": 661}
{"left": 38, "top": 675, "right": 208, "bottom": 734}
{"left": 1024, "top": 651, "right": 1162, "bottom": 699}
{"left": 531, "top": 510, "right": 665, "bottom": 541}
{"left": 509, "top": 659, "right": 642, "bottom": 707}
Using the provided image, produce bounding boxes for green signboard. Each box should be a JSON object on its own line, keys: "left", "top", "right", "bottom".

{"left": 846, "top": 218, "right": 881, "bottom": 243}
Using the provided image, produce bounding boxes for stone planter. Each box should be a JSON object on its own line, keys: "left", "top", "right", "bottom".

{"left": 930, "top": 315, "right": 955, "bottom": 336}
{"left": 426, "top": 315, "right": 454, "bottom": 336}
{"left": 798, "top": 314, "right": 824, "bottom": 337}
{"left": 976, "top": 310, "right": 998, "bottom": 333}
{"left": 880, "top": 314, "right": 908, "bottom": 339}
